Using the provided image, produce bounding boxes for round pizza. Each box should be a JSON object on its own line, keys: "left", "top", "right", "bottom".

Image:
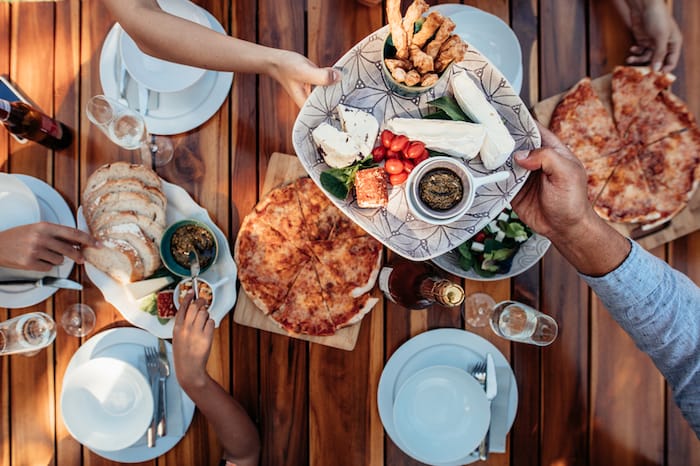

{"left": 234, "top": 177, "right": 383, "bottom": 336}
{"left": 550, "top": 66, "right": 700, "bottom": 227}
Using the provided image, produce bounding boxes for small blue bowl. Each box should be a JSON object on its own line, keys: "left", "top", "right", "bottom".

{"left": 159, "top": 219, "right": 219, "bottom": 277}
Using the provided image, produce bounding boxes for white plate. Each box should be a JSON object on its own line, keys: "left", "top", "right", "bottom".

{"left": 431, "top": 233, "right": 551, "bottom": 281}
{"left": 377, "top": 328, "right": 518, "bottom": 466}
{"left": 77, "top": 179, "right": 238, "bottom": 338}
{"left": 63, "top": 327, "right": 195, "bottom": 462}
{"left": 99, "top": 7, "right": 233, "bottom": 135}
{"left": 430, "top": 4, "right": 523, "bottom": 93}
{"left": 393, "top": 365, "right": 490, "bottom": 464}
{"left": 292, "top": 27, "right": 540, "bottom": 261}
{"left": 61, "top": 357, "right": 154, "bottom": 452}
{"left": 0, "top": 175, "right": 76, "bottom": 308}
{"left": 0, "top": 172, "right": 40, "bottom": 230}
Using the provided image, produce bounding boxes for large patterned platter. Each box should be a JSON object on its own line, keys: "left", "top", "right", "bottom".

{"left": 292, "top": 25, "right": 541, "bottom": 260}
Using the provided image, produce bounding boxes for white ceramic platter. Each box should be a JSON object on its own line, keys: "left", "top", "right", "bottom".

{"left": 78, "top": 179, "right": 237, "bottom": 338}
{"left": 292, "top": 26, "right": 540, "bottom": 261}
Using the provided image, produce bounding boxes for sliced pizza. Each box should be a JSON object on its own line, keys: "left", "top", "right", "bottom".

{"left": 550, "top": 77, "right": 624, "bottom": 162}
{"left": 296, "top": 176, "right": 339, "bottom": 241}
{"left": 235, "top": 210, "right": 310, "bottom": 314}
{"left": 581, "top": 150, "right": 625, "bottom": 204}
{"left": 624, "top": 91, "right": 696, "bottom": 146}
{"left": 269, "top": 261, "right": 335, "bottom": 336}
{"left": 611, "top": 66, "right": 675, "bottom": 137}
{"left": 308, "top": 236, "right": 382, "bottom": 297}
{"left": 254, "top": 182, "right": 310, "bottom": 251}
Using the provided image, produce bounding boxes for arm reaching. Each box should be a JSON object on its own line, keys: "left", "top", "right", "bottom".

{"left": 173, "top": 292, "right": 261, "bottom": 465}
{"left": 512, "top": 124, "right": 700, "bottom": 436}
{"left": 0, "top": 222, "right": 97, "bottom": 272}
{"left": 101, "top": 0, "right": 340, "bottom": 107}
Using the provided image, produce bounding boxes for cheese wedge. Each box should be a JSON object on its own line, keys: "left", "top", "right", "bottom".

{"left": 312, "top": 123, "right": 363, "bottom": 168}
{"left": 385, "top": 117, "right": 486, "bottom": 159}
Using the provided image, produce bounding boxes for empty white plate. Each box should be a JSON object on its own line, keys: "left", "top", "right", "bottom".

{"left": 0, "top": 172, "right": 40, "bottom": 231}
{"left": 61, "top": 357, "right": 154, "bottom": 452}
{"left": 393, "top": 365, "right": 490, "bottom": 464}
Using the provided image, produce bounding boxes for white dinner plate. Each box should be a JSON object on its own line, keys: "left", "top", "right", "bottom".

{"left": 77, "top": 179, "right": 238, "bottom": 338}
{"left": 63, "top": 327, "right": 195, "bottom": 462}
{"left": 431, "top": 233, "right": 551, "bottom": 281}
{"left": 429, "top": 4, "right": 523, "bottom": 93}
{"left": 0, "top": 175, "right": 76, "bottom": 308}
{"left": 292, "top": 26, "right": 540, "bottom": 261}
{"left": 393, "top": 365, "right": 491, "bottom": 464}
{"left": 377, "top": 328, "right": 518, "bottom": 466}
{"left": 0, "top": 172, "right": 40, "bottom": 230}
{"left": 99, "top": 6, "right": 233, "bottom": 135}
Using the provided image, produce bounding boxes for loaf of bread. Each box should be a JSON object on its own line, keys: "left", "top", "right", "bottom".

{"left": 82, "top": 162, "right": 167, "bottom": 283}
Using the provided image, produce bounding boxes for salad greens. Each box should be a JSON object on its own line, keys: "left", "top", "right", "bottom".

{"left": 320, "top": 155, "right": 377, "bottom": 200}
{"left": 456, "top": 208, "right": 534, "bottom": 277}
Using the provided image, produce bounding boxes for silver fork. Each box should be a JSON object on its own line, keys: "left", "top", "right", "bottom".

{"left": 470, "top": 360, "right": 488, "bottom": 460}
{"left": 144, "top": 346, "right": 160, "bottom": 448}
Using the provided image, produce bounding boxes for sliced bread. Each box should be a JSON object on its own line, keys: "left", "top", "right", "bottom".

{"left": 85, "top": 191, "right": 167, "bottom": 229}
{"left": 92, "top": 211, "right": 165, "bottom": 244}
{"left": 100, "top": 224, "right": 161, "bottom": 278}
{"left": 83, "top": 162, "right": 162, "bottom": 198}
{"left": 83, "top": 178, "right": 166, "bottom": 212}
{"left": 83, "top": 238, "right": 145, "bottom": 283}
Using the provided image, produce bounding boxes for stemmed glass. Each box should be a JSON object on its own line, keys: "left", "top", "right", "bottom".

{"left": 60, "top": 304, "right": 96, "bottom": 338}
{"left": 86, "top": 95, "right": 173, "bottom": 167}
{"left": 463, "top": 293, "right": 558, "bottom": 346}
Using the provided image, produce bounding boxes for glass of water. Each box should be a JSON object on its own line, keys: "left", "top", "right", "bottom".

{"left": 60, "top": 303, "right": 96, "bottom": 338}
{"left": 86, "top": 95, "right": 173, "bottom": 167}
{"left": 464, "top": 293, "right": 558, "bottom": 346}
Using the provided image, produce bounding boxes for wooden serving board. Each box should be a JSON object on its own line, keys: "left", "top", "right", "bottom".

{"left": 232, "top": 152, "right": 364, "bottom": 351}
{"left": 532, "top": 74, "right": 700, "bottom": 251}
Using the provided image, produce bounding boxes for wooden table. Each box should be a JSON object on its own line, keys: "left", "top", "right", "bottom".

{"left": 1, "top": 1, "right": 698, "bottom": 465}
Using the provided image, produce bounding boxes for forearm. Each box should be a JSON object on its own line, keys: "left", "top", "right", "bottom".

{"left": 181, "top": 375, "right": 261, "bottom": 465}
{"left": 102, "top": 0, "right": 279, "bottom": 75}
{"left": 582, "top": 241, "right": 700, "bottom": 437}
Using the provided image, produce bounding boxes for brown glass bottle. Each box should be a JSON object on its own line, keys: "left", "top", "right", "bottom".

{"left": 0, "top": 98, "right": 73, "bottom": 150}
{"left": 378, "top": 258, "right": 465, "bottom": 310}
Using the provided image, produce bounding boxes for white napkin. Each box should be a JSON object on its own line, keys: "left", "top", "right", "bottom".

{"left": 488, "top": 366, "right": 512, "bottom": 453}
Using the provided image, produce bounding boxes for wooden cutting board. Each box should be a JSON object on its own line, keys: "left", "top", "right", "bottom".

{"left": 532, "top": 74, "right": 700, "bottom": 251}
{"left": 232, "top": 152, "right": 364, "bottom": 351}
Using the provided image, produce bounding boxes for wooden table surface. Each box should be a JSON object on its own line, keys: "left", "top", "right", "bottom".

{"left": 1, "top": 1, "right": 699, "bottom": 465}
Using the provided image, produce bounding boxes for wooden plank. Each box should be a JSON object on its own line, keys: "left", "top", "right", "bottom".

{"left": 257, "top": 0, "right": 309, "bottom": 464}
{"left": 536, "top": 11, "right": 589, "bottom": 466}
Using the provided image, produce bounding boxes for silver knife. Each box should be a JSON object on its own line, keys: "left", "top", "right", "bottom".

{"left": 0, "top": 277, "right": 83, "bottom": 290}
{"left": 479, "top": 353, "right": 498, "bottom": 460}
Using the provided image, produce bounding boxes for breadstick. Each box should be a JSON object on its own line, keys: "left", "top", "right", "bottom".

{"left": 387, "top": 0, "right": 408, "bottom": 59}
{"left": 425, "top": 17, "right": 456, "bottom": 59}
{"left": 412, "top": 12, "right": 445, "bottom": 48}
{"left": 402, "top": 0, "right": 429, "bottom": 46}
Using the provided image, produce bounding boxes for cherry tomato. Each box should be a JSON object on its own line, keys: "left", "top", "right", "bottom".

{"left": 390, "top": 134, "right": 410, "bottom": 153}
{"left": 415, "top": 150, "right": 429, "bottom": 165}
{"left": 405, "top": 141, "right": 426, "bottom": 159}
{"left": 389, "top": 172, "right": 408, "bottom": 185}
{"left": 372, "top": 145, "right": 386, "bottom": 162}
{"left": 381, "top": 130, "right": 395, "bottom": 149}
{"left": 403, "top": 159, "right": 415, "bottom": 173}
{"left": 385, "top": 158, "right": 404, "bottom": 175}
{"left": 386, "top": 150, "right": 400, "bottom": 159}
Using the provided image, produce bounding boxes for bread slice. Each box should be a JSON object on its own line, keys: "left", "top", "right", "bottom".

{"left": 83, "top": 238, "right": 145, "bottom": 283}
{"left": 92, "top": 211, "right": 164, "bottom": 244}
{"left": 83, "top": 162, "right": 162, "bottom": 199}
{"left": 85, "top": 191, "right": 166, "bottom": 228}
{"left": 100, "top": 224, "right": 161, "bottom": 278}
{"left": 83, "top": 178, "right": 166, "bottom": 212}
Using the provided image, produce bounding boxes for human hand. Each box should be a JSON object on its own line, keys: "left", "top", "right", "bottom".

{"left": 623, "top": 0, "right": 682, "bottom": 72}
{"left": 172, "top": 291, "right": 215, "bottom": 390}
{"left": 511, "top": 124, "right": 597, "bottom": 242}
{"left": 268, "top": 50, "right": 341, "bottom": 108}
{"left": 0, "top": 222, "right": 97, "bottom": 272}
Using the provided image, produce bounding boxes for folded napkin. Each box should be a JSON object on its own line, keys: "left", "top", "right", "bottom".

{"left": 488, "top": 365, "right": 512, "bottom": 453}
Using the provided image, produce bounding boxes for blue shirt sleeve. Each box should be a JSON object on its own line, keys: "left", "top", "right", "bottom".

{"left": 580, "top": 240, "right": 700, "bottom": 438}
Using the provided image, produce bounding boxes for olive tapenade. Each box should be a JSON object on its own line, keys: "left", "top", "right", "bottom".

{"left": 170, "top": 224, "right": 216, "bottom": 269}
{"left": 418, "top": 168, "right": 464, "bottom": 211}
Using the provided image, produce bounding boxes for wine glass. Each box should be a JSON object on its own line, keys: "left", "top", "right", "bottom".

{"left": 463, "top": 293, "right": 558, "bottom": 346}
{"left": 86, "top": 95, "right": 173, "bottom": 167}
{"left": 60, "top": 304, "right": 96, "bottom": 338}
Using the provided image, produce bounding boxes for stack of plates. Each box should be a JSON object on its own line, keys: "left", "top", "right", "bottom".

{"left": 61, "top": 328, "right": 196, "bottom": 462}
{"left": 378, "top": 329, "right": 518, "bottom": 465}
{"left": 99, "top": 0, "right": 233, "bottom": 135}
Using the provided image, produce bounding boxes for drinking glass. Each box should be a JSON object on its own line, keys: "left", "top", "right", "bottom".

{"left": 464, "top": 293, "right": 558, "bottom": 346}
{"left": 86, "top": 95, "right": 173, "bottom": 167}
{"left": 0, "top": 312, "right": 57, "bottom": 356}
{"left": 60, "top": 304, "right": 96, "bottom": 337}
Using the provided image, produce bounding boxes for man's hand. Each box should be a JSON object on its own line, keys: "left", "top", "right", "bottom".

{"left": 268, "top": 50, "right": 341, "bottom": 108}
{"left": 0, "top": 222, "right": 97, "bottom": 271}
{"left": 617, "top": 0, "right": 682, "bottom": 72}
{"left": 172, "top": 291, "right": 215, "bottom": 390}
